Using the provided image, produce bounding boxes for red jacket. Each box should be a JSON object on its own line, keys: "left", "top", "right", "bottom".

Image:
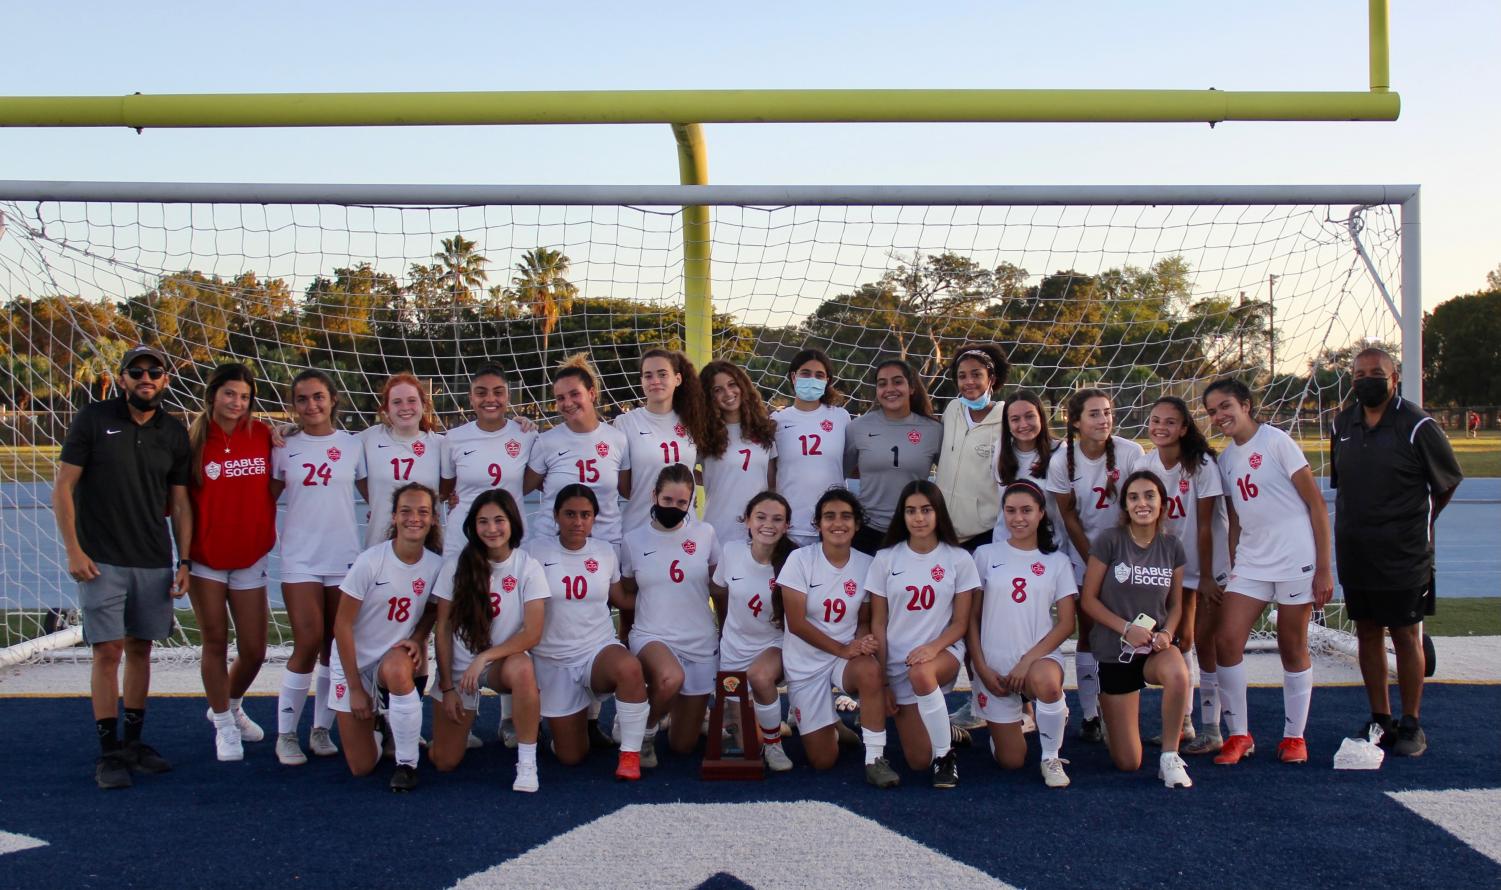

{"left": 190, "top": 418, "right": 277, "bottom": 570}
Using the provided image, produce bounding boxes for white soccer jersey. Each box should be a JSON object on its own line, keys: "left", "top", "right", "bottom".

{"left": 1218, "top": 423, "right": 1316, "bottom": 581}
{"left": 993, "top": 441, "right": 1074, "bottom": 563}
{"left": 432, "top": 548, "right": 551, "bottom": 673}
{"left": 622, "top": 518, "right": 721, "bottom": 662}
{"left": 272, "top": 430, "right": 366, "bottom": 576}
{"left": 615, "top": 407, "right": 700, "bottom": 533}
{"left": 777, "top": 544, "right": 873, "bottom": 681}
{"left": 712, "top": 540, "right": 781, "bottom": 669}
{"left": 359, "top": 425, "right": 444, "bottom": 549}
{"left": 866, "top": 541, "right": 979, "bottom": 674}
{"left": 334, "top": 540, "right": 444, "bottom": 671}
{"left": 701, "top": 423, "right": 776, "bottom": 547}
{"left": 527, "top": 421, "right": 628, "bottom": 544}
{"left": 972, "top": 543, "right": 1077, "bottom": 674}
{"left": 441, "top": 419, "right": 536, "bottom": 555}
{"left": 1044, "top": 436, "right": 1145, "bottom": 578}
{"left": 525, "top": 536, "right": 621, "bottom": 664}
{"left": 772, "top": 405, "right": 852, "bottom": 545}
{"left": 1140, "top": 450, "right": 1231, "bottom": 590}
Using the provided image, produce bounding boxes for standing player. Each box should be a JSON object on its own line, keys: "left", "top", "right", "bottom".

{"left": 1046, "top": 387, "right": 1145, "bottom": 744}
{"left": 187, "top": 363, "right": 276, "bottom": 761}
{"left": 710, "top": 491, "right": 796, "bottom": 772}
{"left": 935, "top": 345, "right": 1009, "bottom": 551}
{"left": 441, "top": 367, "right": 537, "bottom": 556}
{"left": 618, "top": 464, "right": 721, "bottom": 766}
{"left": 329, "top": 483, "right": 444, "bottom": 791}
{"left": 1203, "top": 378, "right": 1333, "bottom": 766}
{"left": 969, "top": 481, "right": 1077, "bottom": 787}
{"left": 844, "top": 359, "right": 944, "bottom": 555}
{"left": 429, "top": 491, "right": 550, "bottom": 792}
{"left": 1078, "top": 471, "right": 1193, "bottom": 788}
{"left": 527, "top": 484, "right": 651, "bottom": 780}
{"left": 699, "top": 361, "right": 778, "bottom": 546}
{"left": 616, "top": 349, "right": 706, "bottom": 532}
{"left": 867, "top": 481, "right": 978, "bottom": 788}
{"left": 773, "top": 349, "right": 851, "bottom": 546}
{"left": 777, "top": 488, "right": 896, "bottom": 786}
{"left": 269, "top": 370, "right": 365, "bottom": 766}
{"left": 357, "top": 373, "right": 444, "bottom": 550}
{"left": 525, "top": 355, "right": 628, "bottom": 546}
{"left": 1141, "top": 396, "right": 1230, "bottom": 754}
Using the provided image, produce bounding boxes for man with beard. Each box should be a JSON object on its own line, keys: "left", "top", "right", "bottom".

{"left": 53, "top": 345, "right": 194, "bottom": 789}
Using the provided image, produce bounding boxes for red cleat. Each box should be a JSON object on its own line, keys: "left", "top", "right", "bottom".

{"left": 615, "top": 751, "right": 641, "bottom": 781}
{"left": 1214, "top": 734, "right": 1256, "bottom": 765}
{"left": 1277, "top": 737, "right": 1309, "bottom": 764}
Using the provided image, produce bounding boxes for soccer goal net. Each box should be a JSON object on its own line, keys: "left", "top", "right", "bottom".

{"left": 0, "top": 183, "right": 1417, "bottom": 664}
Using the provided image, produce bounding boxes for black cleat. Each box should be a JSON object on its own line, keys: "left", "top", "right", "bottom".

{"left": 1080, "top": 716, "right": 1104, "bottom": 744}
{"left": 931, "top": 752, "right": 959, "bottom": 789}
{"left": 121, "top": 741, "right": 172, "bottom": 774}
{"left": 588, "top": 718, "right": 618, "bottom": 750}
{"left": 390, "top": 764, "right": 419, "bottom": 792}
{"left": 1392, "top": 716, "right": 1427, "bottom": 757}
{"left": 95, "top": 752, "right": 133, "bottom": 790}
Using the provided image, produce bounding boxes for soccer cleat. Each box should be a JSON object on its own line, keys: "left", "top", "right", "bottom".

{"left": 513, "top": 762, "right": 540, "bottom": 793}
{"left": 931, "top": 751, "right": 959, "bottom": 789}
{"left": 1040, "top": 757, "right": 1071, "bottom": 788}
{"left": 1159, "top": 751, "right": 1194, "bottom": 788}
{"left": 1149, "top": 714, "right": 1197, "bottom": 747}
{"left": 865, "top": 756, "right": 901, "bottom": 789}
{"left": 949, "top": 699, "right": 986, "bottom": 731}
{"left": 276, "top": 732, "right": 308, "bottom": 766}
{"left": 614, "top": 751, "right": 642, "bottom": 781}
{"left": 389, "top": 764, "right": 418, "bottom": 792}
{"left": 639, "top": 733, "right": 658, "bottom": 769}
{"left": 1214, "top": 734, "right": 1256, "bottom": 765}
{"left": 206, "top": 706, "right": 265, "bottom": 743}
{"left": 500, "top": 717, "right": 518, "bottom": 750}
{"left": 95, "top": 752, "right": 133, "bottom": 790}
{"left": 466, "top": 731, "right": 483, "bottom": 750}
{"left": 309, "top": 727, "right": 339, "bottom": 757}
{"left": 1079, "top": 716, "right": 1104, "bottom": 744}
{"left": 1276, "top": 737, "right": 1308, "bottom": 764}
{"left": 121, "top": 741, "right": 172, "bottom": 774}
{"left": 949, "top": 723, "right": 972, "bottom": 749}
{"left": 588, "top": 718, "right": 617, "bottom": 750}
{"left": 1392, "top": 716, "right": 1427, "bottom": 757}
{"left": 762, "top": 741, "right": 794, "bottom": 773}
{"left": 1182, "top": 730, "right": 1223, "bottom": 756}
{"left": 215, "top": 724, "right": 244, "bottom": 762}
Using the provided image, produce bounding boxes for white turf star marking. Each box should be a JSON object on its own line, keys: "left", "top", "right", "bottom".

{"left": 0, "top": 830, "right": 47, "bottom": 856}
{"left": 452, "top": 801, "right": 1015, "bottom": 889}
{"left": 1389, "top": 788, "right": 1501, "bottom": 866}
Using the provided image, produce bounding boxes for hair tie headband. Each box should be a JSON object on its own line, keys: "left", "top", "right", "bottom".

{"left": 956, "top": 349, "right": 995, "bottom": 370}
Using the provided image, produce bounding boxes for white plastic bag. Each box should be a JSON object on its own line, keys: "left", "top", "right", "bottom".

{"left": 1333, "top": 726, "right": 1386, "bottom": 770}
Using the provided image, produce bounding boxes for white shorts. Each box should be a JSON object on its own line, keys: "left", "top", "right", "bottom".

{"left": 428, "top": 676, "right": 485, "bottom": 713}
{"left": 885, "top": 642, "right": 966, "bottom": 706}
{"left": 718, "top": 644, "right": 780, "bottom": 675}
{"left": 1227, "top": 574, "right": 1313, "bottom": 606}
{"left": 628, "top": 633, "right": 718, "bottom": 697}
{"left": 328, "top": 658, "right": 379, "bottom": 715}
{"left": 787, "top": 657, "right": 851, "bottom": 734}
{"left": 535, "top": 642, "right": 626, "bottom": 718}
{"left": 190, "top": 556, "right": 269, "bottom": 590}
{"left": 974, "top": 653, "right": 1065, "bottom": 724}
{"left": 280, "top": 571, "right": 346, "bottom": 587}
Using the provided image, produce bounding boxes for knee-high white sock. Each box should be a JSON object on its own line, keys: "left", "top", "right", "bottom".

{"left": 1036, "top": 696, "right": 1067, "bottom": 760}
{"left": 277, "top": 669, "right": 312, "bottom": 735}
{"left": 388, "top": 689, "right": 422, "bottom": 767}
{"left": 589, "top": 696, "right": 604, "bottom": 720}
{"left": 916, "top": 689, "right": 952, "bottom": 759}
{"left": 1282, "top": 668, "right": 1313, "bottom": 739}
{"left": 1199, "top": 671, "right": 1221, "bottom": 731}
{"left": 1075, "top": 652, "right": 1100, "bottom": 720}
{"left": 754, "top": 698, "right": 784, "bottom": 746}
{"left": 1182, "top": 649, "right": 1198, "bottom": 718}
{"left": 615, "top": 698, "right": 650, "bottom": 754}
{"left": 862, "top": 727, "right": 887, "bottom": 765}
{"left": 312, "top": 663, "right": 335, "bottom": 731}
{"left": 1218, "top": 661, "right": 1249, "bottom": 736}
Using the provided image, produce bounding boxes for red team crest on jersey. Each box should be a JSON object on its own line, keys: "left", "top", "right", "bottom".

{"left": 844, "top": 579, "right": 857, "bottom": 597}
{"left": 411, "top": 578, "right": 426, "bottom": 597}
{"left": 505, "top": 439, "right": 522, "bottom": 458}
{"left": 976, "top": 692, "right": 987, "bottom": 709}
{"left": 1249, "top": 452, "right": 1263, "bottom": 470}
{"left": 674, "top": 423, "right": 687, "bottom": 438}
{"left": 820, "top": 419, "right": 834, "bottom": 432}
{"left": 907, "top": 429, "right": 922, "bottom": 445}
{"left": 326, "top": 447, "right": 341, "bottom": 462}
{"left": 1031, "top": 561, "right": 1046, "bottom": 576}
{"left": 595, "top": 441, "right": 610, "bottom": 458}
{"left": 682, "top": 539, "right": 697, "bottom": 556}
{"left": 501, "top": 575, "right": 517, "bottom": 593}
{"left": 1179, "top": 478, "right": 1190, "bottom": 494}
{"left": 411, "top": 440, "right": 426, "bottom": 457}
{"left": 335, "top": 683, "right": 346, "bottom": 700}
{"left": 584, "top": 558, "right": 599, "bottom": 574}
{"left": 931, "top": 565, "right": 945, "bottom": 582}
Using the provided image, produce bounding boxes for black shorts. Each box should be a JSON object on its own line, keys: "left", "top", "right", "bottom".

{"left": 958, "top": 528, "right": 995, "bottom": 554}
{"left": 1099, "top": 656, "right": 1149, "bottom": 696}
{"left": 851, "top": 525, "right": 886, "bottom": 557}
{"left": 1345, "top": 585, "right": 1431, "bottom": 628}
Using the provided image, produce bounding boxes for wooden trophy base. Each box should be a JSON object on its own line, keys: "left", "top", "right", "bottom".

{"left": 700, "top": 670, "right": 765, "bottom": 781}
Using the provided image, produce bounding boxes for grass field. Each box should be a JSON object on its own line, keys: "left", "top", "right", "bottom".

{"left": 1425, "top": 597, "right": 1501, "bottom": 636}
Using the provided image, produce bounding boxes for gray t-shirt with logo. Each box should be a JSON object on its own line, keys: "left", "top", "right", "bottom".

{"left": 843, "top": 411, "right": 944, "bottom": 532}
{"left": 1087, "top": 525, "right": 1186, "bottom": 659}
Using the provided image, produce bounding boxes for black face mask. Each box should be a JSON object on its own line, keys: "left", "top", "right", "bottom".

{"left": 126, "top": 391, "right": 165, "bottom": 412}
{"left": 1353, "top": 376, "right": 1391, "bottom": 409}
{"left": 651, "top": 504, "right": 689, "bottom": 529}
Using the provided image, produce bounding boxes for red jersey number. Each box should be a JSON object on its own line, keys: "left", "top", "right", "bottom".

{"left": 300, "top": 463, "right": 333, "bottom": 487}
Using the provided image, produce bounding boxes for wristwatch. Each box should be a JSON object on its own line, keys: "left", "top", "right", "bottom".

{"left": 177, "top": 559, "right": 191, "bottom": 569}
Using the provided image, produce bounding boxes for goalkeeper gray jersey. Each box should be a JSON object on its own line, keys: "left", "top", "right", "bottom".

{"left": 843, "top": 411, "right": 944, "bottom": 532}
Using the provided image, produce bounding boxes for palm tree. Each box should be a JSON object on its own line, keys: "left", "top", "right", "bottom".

{"left": 433, "top": 236, "right": 489, "bottom": 305}
{"left": 507, "top": 247, "right": 578, "bottom": 360}
{"left": 73, "top": 338, "right": 131, "bottom": 401}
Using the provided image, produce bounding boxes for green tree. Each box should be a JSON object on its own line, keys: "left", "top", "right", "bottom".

{"left": 123, "top": 270, "right": 235, "bottom": 364}
{"left": 1423, "top": 289, "right": 1501, "bottom": 404}
{"left": 508, "top": 247, "right": 579, "bottom": 361}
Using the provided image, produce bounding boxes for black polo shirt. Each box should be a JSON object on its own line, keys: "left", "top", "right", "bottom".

{"left": 1330, "top": 396, "right": 1463, "bottom": 590}
{"left": 58, "top": 397, "right": 192, "bottom": 569}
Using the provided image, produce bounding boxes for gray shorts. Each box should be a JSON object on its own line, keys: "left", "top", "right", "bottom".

{"left": 79, "top": 563, "right": 175, "bottom": 644}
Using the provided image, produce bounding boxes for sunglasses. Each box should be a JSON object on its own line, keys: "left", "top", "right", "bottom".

{"left": 126, "top": 366, "right": 166, "bottom": 381}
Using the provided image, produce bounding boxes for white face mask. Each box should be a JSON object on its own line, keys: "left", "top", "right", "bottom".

{"left": 794, "top": 377, "right": 827, "bottom": 402}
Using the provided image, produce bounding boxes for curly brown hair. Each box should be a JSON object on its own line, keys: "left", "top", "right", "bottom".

{"left": 698, "top": 360, "right": 776, "bottom": 458}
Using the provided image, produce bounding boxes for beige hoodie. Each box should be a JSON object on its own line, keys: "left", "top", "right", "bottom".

{"left": 935, "top": 398, "right": 1006, "bottom": 542}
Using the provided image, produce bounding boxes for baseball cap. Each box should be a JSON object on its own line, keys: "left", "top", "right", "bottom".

{"left": 120, "top": 344, "right": 169, "bottom": 372}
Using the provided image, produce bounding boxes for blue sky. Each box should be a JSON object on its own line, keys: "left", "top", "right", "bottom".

{"left": 1, "top": 1, "right": 1496, "bottom": 309}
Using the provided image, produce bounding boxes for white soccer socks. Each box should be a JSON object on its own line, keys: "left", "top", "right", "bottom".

{"left": 1283, "top": 668, "right": 1313, "bottom": 739}
{"left": 753, "top": 698, "right": 784, "bottom": 748}
{"left": 388, "top": 689, "right": 422, "bottom": 768}
{"left": 862, "top": 727, "right": 887, "bottom": 765}
{"left": 277, "top": 669, "right": 313, "bottom": 735}
{"left": 614, "top": 698, "right": 650, "bottom": 754}
{"left": 1217, "top": 661, "right": 1250, "bottom": 736}
{"left": 1035, "top": 696, "right": 1067, "bottom": 761}
{"left": 1199, "top": 670, "right": 1221, "bottom": 731}
{"left": 1075, "top": 652, "right": 1100, "bottom": 720}
{"left": 1183, "top": 648, "right": 1199, "bottom": 718}
{"left": 915, "top": 689, "right": 952, "bottom": 759}
{"left": 312, "top": 663, "right": 335, "bottom": 731}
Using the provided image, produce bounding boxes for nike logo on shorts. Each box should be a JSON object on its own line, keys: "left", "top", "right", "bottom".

{"left": 643, "top": 551, "right": 656, "bottom": 557}
{"left": 463, "top": 450, "right": 477, "bottom": 456}
{"left": 730, "top": 576, "right": 744, "bottom": 581}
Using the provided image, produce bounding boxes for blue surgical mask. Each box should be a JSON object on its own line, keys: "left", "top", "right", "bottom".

{"left": 958, "top": 392, "right": 992, "bottom": 411}
{"left": 794, "top": 378, "right": 827, "bottom": 402}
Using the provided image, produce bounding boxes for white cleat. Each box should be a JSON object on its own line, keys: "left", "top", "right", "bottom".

{"left": 466, "top": 731, "right": 483, "bottom": 750}
{"left": 1159, "top": 751, "right": 1194, "bottom": 788}
{"left": 639, "top": 733, "right": 659, "bottom": 769}
{"left": 499, "top": 717, "right": 518, "bottom": 750}
{"left": 1040, "top": 757, "right": 1071, "bottom": 788}
{"left": 513, "top": 762, "right": 539, "bottom": 793}
{"left": 206, "top": 706, "right": 265, "bottom": 743}
{"left": 309, "top": 726, "right": 339, "bottom": 757}
{"left": 275, "top": 732, "right": 307, "bottom": 766}
{"left": 762, "top": 741, "right": 794, "bottom": 772}
{"left": 215, "top": 724, "right": 244, "bottom": 762}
